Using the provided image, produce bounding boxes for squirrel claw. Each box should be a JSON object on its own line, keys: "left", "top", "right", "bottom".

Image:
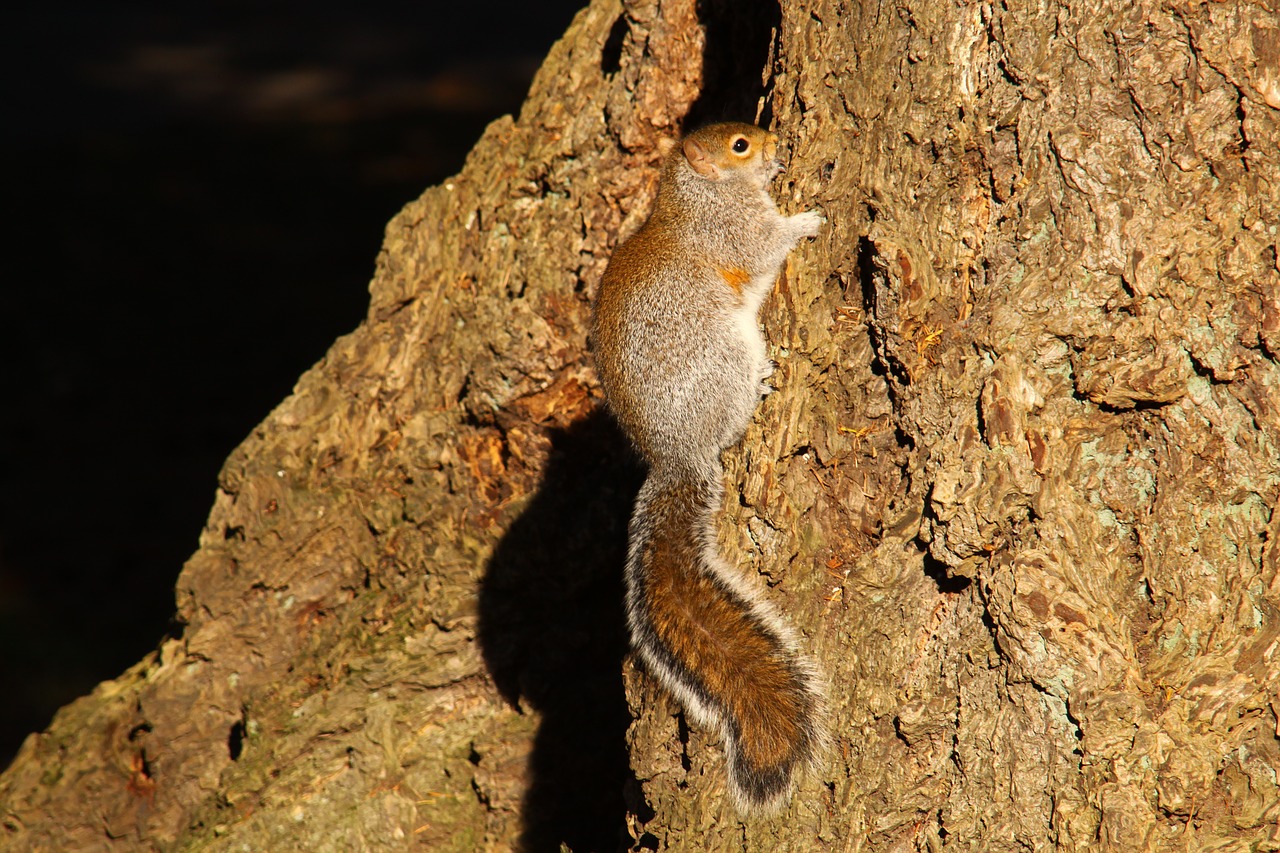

{"left": 758, "top": 359, "right": 778, "bottom": 396}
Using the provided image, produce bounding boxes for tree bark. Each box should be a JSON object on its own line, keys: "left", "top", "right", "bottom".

{"left": 4, "top": 0, "right": 1279, "bottom": 850}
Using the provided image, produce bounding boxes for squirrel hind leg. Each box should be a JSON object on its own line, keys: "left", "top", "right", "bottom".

{"left": 757, "top": 358, "right": 778, "bottom": 397}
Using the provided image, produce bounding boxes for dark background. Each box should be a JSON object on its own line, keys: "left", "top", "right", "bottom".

{"left": 1, "top": 0, "right": 586, "bottom": 769}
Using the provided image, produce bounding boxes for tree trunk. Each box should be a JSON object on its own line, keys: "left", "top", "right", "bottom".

{"left": 4, "top": 0, "right": 1279, "bottom": 850}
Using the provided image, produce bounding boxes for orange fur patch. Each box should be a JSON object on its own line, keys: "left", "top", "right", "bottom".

{"left": 719, "top": 267, "right": 751, "bottom": 294}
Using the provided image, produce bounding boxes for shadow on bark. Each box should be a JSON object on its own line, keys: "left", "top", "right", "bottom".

{"left": 478, "top": 409, "right": 646, "bottom": 852}
{"left": 687, "top": 0, "right": 783, "bottom": 127}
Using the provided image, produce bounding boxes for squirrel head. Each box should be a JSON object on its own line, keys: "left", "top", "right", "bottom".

{"left": 678, "top": 123, "right": 782, "bottom": 188}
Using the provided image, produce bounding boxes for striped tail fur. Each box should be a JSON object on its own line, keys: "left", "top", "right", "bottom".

{"left": 625, "top": 460, "right": 823, "bottom": 812}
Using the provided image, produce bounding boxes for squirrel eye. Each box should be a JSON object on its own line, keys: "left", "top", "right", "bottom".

{"left": 731, "top": 137, "right": 750, "bottom": 154}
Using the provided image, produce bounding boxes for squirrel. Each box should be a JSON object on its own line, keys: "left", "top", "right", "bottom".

{"left": 591, "top": 122, "right": 825, "bottom": 812}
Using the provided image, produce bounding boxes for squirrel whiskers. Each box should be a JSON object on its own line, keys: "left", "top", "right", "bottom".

{"left": 591, "top": 123, "right": 825, "bottom": 812}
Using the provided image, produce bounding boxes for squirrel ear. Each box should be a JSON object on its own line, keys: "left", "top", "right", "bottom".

{"left": 682, "top": 137, "right": 720, "bottom": 178}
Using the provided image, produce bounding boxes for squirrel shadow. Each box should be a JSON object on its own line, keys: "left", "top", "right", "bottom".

{"left": 478, "top": 408, "right": 647, "bottom": 852}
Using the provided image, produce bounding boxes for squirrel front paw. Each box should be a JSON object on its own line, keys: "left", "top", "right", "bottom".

{"left": 789, "top": 210, "right": 825, "bottom": 239}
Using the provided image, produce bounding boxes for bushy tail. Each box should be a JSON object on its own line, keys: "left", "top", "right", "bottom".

{"left": 625, "top": 461, "right": 823, "bottom": 812}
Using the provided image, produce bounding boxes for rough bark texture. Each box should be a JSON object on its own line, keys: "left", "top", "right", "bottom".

{"left": 3, "top": 0, "right": 1279, "bottom": 850}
